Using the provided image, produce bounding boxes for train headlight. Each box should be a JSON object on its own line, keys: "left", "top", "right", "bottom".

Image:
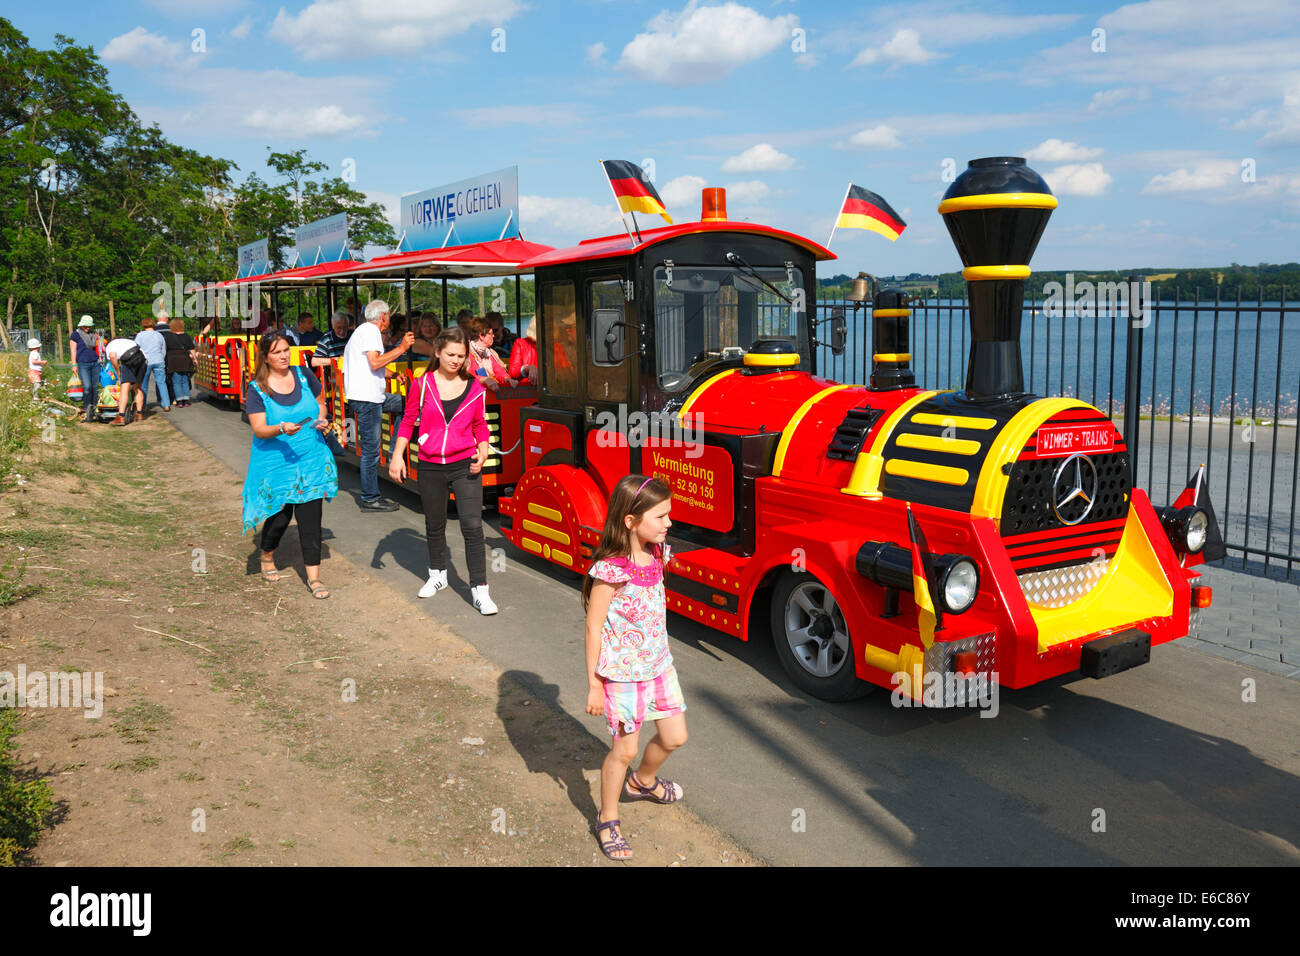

{"left": 1161, "top": 505, "right": 1208, "bottom": 554}
{"left": 936, "top": 556, "right": 980, "bottom": 614}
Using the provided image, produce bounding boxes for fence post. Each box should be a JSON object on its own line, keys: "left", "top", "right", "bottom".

{"left": 27, "top": 303, "right": 34, "bottom": 338}
{"left": 1123, "top": 274, "right": 1143, "bottom": 486}
{"left": 108, "top": 299, "right": 116, "bottom": 339}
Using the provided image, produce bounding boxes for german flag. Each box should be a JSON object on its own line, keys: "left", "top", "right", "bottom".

{"left": 836, "top": 184, "right": 906, "bottom": 241}
{"left": 601, "top": 160, "right": 673, "bottom": 224}
{"left": 907, "top": 505, "right": 941, "bottom": 648}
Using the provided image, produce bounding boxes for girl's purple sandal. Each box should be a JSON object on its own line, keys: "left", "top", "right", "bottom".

{"left": 623, "top": 770, "right": 684, "bottom": 804}
{"left": 595, "top": 818, "right": 632, "bottom": 860}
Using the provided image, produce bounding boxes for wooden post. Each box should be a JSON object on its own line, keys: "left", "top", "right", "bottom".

{"left": 56, "top": 309, "right": 65, "bottom": 364}
{"left": 108, "top": 300, "right": 116, "bottom": 338}
{"left": 478, "top": 286, "right": 484, "bottom": 315}
{"left": 27, "top": 303, "right": 34, "bottom": 337}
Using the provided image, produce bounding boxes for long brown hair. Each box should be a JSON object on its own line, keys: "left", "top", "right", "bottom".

{"left": 581, "top": 474, "right": 672, "bottom": 610}
{"left": 254, "top": 331, "right": 294, "bottom": 392}
{"left": 433, "top": 326, "right": 473, "bottom": 381}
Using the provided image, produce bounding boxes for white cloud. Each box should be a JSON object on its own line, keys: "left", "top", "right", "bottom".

{"left": 1043, "top": 163, "right": 1112, "bottom": 196}
{"left": 453, "top": 104, "right": 584, "bottom": 128}
{"left": 794, "top": 53, "right": 820, "bottom": 70}
{"left": 1099, "top": 0, "right": 1298, "bottom": 36}
{"left": 617, "top": 2, "right": 798, "bottom": 85}
{"left": 659, "top": 175, "right": 708, "bottom": 210}
{"left": 270, "top": 0, "right": 524, "bottom": 60}
{"left": 847, "top": 124, "right": 903, "bottom": 150}
{"left": 634, "top": 105, "right": 723, "bottom": 118}
{"left": 586, "top": 41, "right": 607, "bottom": 66}
{"left": 100, "top": 27, "right": 184, "bottom": 64}
{"left": 850, "top": 29, "right": 940, "bottom": 68}
{"left": 136, "top": 66, "right": 388, "bottom": 143}
{"left": 245, "top": 105, "right": 373, "bottom": 138}
{"left": 365, "top": 190, "right": 401, "bottom": 230}
{"left": 231, "top": 17, "right": 253, "bottom": 41}
{"left": 721, "top": 143, "right": 796, "bottom": 173}
{"left": 1087, "top": 87, "right": 1150, "bottom": 112}
{"left": 1232, "top": 80, "right": 1300, "bottom": 146}
{"left": 1142, "top": 160, "right": 1242, "bottom": 193}
{"left": 723, "top": 180, "right": 769, "bottom": 203}
{"left": 1025, "top": 139, "right": 1104, "bottom": 163}
{"left": 907, "top": 10, "right": 1078, "bottom": 45}
{"left": 519, "top": 195, "right": 624, "bottom": 246}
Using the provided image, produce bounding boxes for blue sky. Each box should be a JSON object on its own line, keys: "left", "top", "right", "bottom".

{"left": 11, "top": 0, "right": 1300, "bottom": 277}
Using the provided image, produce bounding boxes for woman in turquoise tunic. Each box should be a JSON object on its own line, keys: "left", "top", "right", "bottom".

{"left": 243, "top": 331, "right": 338, "bottom": 598}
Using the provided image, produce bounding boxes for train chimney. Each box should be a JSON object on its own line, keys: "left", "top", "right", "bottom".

{"left": 939, "top": 156, "right": 1056, "bottom": 400}
{"left": 869, "top": 288, "right": 915, "bottom": 390}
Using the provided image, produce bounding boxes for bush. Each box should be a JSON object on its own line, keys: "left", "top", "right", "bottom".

{"left": 0, "top": 709, "right": 56, "bottom": 866}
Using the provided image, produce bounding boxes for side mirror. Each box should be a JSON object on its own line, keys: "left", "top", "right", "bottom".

{"left": 592, "top": 308, "right": 640, "bottom": 365}
{"left": 829, "top": 307, "right": 847, "bottom": 356}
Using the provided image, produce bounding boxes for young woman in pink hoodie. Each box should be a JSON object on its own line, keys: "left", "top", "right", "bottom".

{"left": 389, "top": 327, "right": 498, "bottom": 614}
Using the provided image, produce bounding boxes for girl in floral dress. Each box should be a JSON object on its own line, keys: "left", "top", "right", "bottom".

{"left": 582, "top": 474, "right": 687, "bottom": 860}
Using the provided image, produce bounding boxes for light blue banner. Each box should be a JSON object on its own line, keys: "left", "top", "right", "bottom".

{"left": 237, "top": 238, "right": 270, "bottom": 278}
{"left": 400, "top": 166, "right": 520, "bottom": 250}
{"left": 292, "top": 213, "right": 350, "bottom": 267}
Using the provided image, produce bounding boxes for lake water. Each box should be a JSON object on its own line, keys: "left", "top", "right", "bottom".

{"left": 814, "top": 300, "right": 1300, "bottom": 419}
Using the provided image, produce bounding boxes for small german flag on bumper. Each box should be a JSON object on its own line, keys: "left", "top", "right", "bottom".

{"left": 602, "top": 159, "right": 673, "bottom": 224}
{"left": 837, "top": 184, "right": 906, "bottom": 241}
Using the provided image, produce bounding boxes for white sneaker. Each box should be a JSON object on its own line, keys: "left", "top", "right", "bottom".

{"left": 471, "top": 584, "right": 498, "bottom": 615}
{"left": 418, "top": 569, "right": 448, "bottom": 598}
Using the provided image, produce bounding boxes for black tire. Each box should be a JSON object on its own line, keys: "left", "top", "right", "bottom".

{"left": 769, "top": 570, "right": 873, "bottom": 701}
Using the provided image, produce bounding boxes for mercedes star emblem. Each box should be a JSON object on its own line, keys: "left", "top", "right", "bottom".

{"left": 1051, "top": 453, "right": 1098, "bottom": 526}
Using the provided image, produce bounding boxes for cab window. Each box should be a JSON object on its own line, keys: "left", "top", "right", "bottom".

{"left": 542, "top": 280, "right": 578, "bottom": 396}
{"left": 588, "top": 277, "right": 631, "bottom": 402}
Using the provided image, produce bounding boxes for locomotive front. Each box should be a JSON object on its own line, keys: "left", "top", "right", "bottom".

{"left": 725, "top": 156, "right": 1222, "bottom": 700}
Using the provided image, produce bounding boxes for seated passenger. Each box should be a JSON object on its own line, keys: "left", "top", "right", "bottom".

{"left": 411, "top": 313, "right": 443, "bottom": 358}
{"left": 465, "top": 316, "right": 517, "bottom": 391}
{"left": 507, "top": 316, "right": 538, "bottom": 384}
{"left": 310, "top": 312, "right": 352, "bottom": 368}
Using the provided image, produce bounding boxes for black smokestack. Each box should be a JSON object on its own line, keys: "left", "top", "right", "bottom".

{"left": 939, "top": 156, "right": 1056, "bottom": 400}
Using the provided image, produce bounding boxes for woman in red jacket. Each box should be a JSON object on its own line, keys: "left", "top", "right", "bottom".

{"left": 507, "top": 316, "right": 538, "bottom": 384}
{"left": 389, "top": 327, "right": 497, "bottom": 615}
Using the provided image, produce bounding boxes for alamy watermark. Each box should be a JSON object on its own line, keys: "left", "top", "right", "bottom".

{"left": 891, "top": 669, "right": 1000, "bottom": 717}
{"left": 151, "top": 274, "right": 261, "bottom": 325}
{"left": 593, "top": 406, "right": 705, "bottom": 459}
{"left": 1042, "top": 274, "right": 1152, "bottom": 326}
{"left": 1, "top": 664, "right": 104, "bottom": 719}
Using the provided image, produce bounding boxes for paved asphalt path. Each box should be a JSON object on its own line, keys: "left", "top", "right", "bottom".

{"left": 166, "top": 393, "right": 1300, "bottom": 866}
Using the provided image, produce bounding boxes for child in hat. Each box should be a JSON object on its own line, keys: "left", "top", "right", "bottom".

{"left": 27, "top": 338, "right": 46, "bottom": 395}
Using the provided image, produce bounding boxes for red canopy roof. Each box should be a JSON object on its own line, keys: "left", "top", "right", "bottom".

{"left": 520, "top": 220, "right": 836, "bottom": 269}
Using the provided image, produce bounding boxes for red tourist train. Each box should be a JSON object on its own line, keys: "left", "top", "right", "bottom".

{"left": 190, "top": 155, "right": 1223, "bottom": 704}
{"left": 495, "top": 157, "right": 1224, "bottom": 702}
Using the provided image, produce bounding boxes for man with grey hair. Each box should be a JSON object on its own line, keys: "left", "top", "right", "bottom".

{"left": 310, "top": 310, "right": 352, "bottom": 368}
{"left": 342, "top": 299, "right": 413, "bottom": 511}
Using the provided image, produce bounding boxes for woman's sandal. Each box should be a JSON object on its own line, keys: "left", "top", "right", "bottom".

{"left": 260, "top": 557, "right": 281, "bottom": 583}
{"left": 623, "top": 769, "right": 684, "bottom": 805}
{"left": 307, "top": 580, "right": 330, "bottom": 600}
{"left": 594, "top": 818, "right": 632, "bottom": 860}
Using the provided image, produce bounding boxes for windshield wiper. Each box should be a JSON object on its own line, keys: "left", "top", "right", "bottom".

{"left": 725, "top": 252, "right": 793, "bottom": 305}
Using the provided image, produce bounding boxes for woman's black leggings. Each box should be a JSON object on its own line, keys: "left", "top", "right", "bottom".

{"left": 260, "top": 498, "right": 323, "bottom": 566}
{"left": 417, "top": 459, "right": 486, "bottom": 586}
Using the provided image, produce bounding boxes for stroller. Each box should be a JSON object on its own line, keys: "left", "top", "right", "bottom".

{"left": 95, "top": 352, "right": 144, "bottom": 422}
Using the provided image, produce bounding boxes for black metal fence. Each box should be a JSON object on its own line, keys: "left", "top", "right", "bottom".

{"left": 814, "top": 288, "right": 1300, "bottom": 579}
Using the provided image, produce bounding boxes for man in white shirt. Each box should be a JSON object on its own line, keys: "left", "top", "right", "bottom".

{"left": 106, "top": 335, "right": 147, "bottom": 425}
{"left": 343, "top": 299, "right": 413, "bottom": 511}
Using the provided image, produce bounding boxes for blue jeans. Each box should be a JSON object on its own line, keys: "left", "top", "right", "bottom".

{"left": 145, "top": 363, "right": 170, "bottom": 408}
{"left": 352, "top": 392, "right": 405, "bottom": 501}
{"left": 76, "top": 362, "right": 99, "bottom": 416}
{"left": 170, "top": 372, "right": 191, "bottom": 402}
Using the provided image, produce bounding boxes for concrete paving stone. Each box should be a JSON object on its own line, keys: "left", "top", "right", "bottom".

{"left": 1282, "top": 648, "right": 1300, "bottom": 666}
{"left": 1239, "top": 657, "right": 1300, "bottom": 678}
{"left": 1249, "top": 636, "right": 1283, "bottom": 650}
